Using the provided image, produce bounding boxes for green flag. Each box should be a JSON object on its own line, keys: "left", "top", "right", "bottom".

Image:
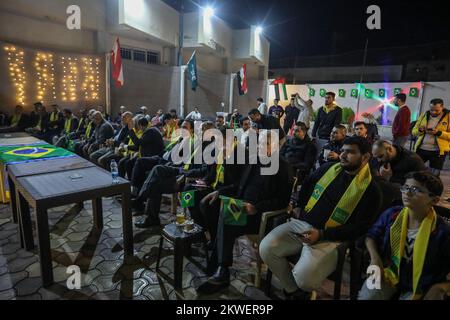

{"left": 309, "top": 88, "right": 316, "bottom": 97}
{"left": 394, "top": 88, "right": 402, "bottom": 95}
{"left": 320, "top": 89, "right": 327, "bottom": 97}
{"left": 187, "top": 51, "right": 198, "bottom": 91}
{"left": 365, "top": 89, "right": 373, "bottom": 99}
{"left": 351, "top": 89, "right": 359, "bottom": 98}
{"left": 0, "top": 144, "right": 74, "bottom": 165}
{"left": 379, "top": 89, "right": 386, "bottom": 98}
{"left": 338, "top": 89, "right": 346, "bottom": 98}
{"left": 220, "top": 196, "right": 247, "bottom": 226}
{"left": 409, "top": 87, "right": 419, "bottom": 97}
{"left": 180, "top": 190, "right": 195, "bottom": 208}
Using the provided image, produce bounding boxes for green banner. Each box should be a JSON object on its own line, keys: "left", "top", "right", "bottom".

{"left": 409, "top": 87, "right": 419, "bottom": 97}
{"left": 220, "top": 196, "right": 247, "bottom": 226}
{"left": 180, "top": 190, "right": 195, "bottom": 208}
{"left": 379, "top": 89, "right": 386, "bottom": 98}
{"left": 0, "top": 144, "right": 74, "bottom": 164}
{"left": 351, "top": 89, "right": 359, "bottom": 98}
{"left": 320, "top": 89, "right": 327, "bottom": 97}
{"left": 338, "top": 89, "right": 346, "bottom": 98}
{"left": 309, "top": 88, "right": 316, "bottom": 97}
{"left": 394, "top": 88, "right": 402, "bottom": 95}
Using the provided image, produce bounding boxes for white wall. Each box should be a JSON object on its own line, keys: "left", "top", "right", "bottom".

{"left": 119, "top": 0, "right": 179, "bottom": 46}
{"left": 232, "top": 30, "right": 251, "bottom": 60}
{"left": 197, "top": 12, "right": 232, "bottom": 58}
{"left": 250, "top": 26, "right": 270, "bottom": 66}
{"left": 268, "top": 81, "right": 450, "bottom": 125}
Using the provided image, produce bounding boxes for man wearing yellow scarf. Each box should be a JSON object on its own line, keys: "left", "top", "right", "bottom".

{"left": 260, "top": 136, "right": 383, "bottom": 300}
{"left": 359, "top": 171, "right": 450, "bottom": 300}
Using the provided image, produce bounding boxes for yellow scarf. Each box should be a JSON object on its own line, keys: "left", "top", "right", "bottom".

{"left": 126, "top": 129, "right": 144, "bottom": 156}
{"left": 384, "top": 207, "right": 437, "bottom": 300}
{"left": 76, "top": 118, "right": 85, "bottom": 132}
{"left": 36, "top": 116, "right": 42, "bottom": 131}
{"left": 323, "top": 103, "right": 337, "bottom": 114}
{"left": 50, "top": 112, "right": 58, "bottom": 122}
{"left": 85, "top": 121, "right": 93, "bottom": 138}
{"left": 11, "top": 114, "right": 21, "bottom": 127}
{"left": 305, "top": 163, "right": 372, "bottom": 229}
{"left": 64, "top": 117, "right": 73, "bottom": 134}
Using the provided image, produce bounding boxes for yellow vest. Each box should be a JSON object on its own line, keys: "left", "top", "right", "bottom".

{"left": 412, "top": 111, "right": 450, "bottom": 155}
{"left": 127, "top": 129, "right": 144, "bottom": 157}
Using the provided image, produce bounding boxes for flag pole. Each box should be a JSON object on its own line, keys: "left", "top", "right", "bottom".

{"left": 180, "top": 65, "right": 187, "bottom": 118}
{"left": 356, "top": 38, "right": 369, "bottom": 120}
{"left": 229, "top": 73, "right": 235, "bottom": 114}
{"left": 105, "top": 52, "right": 111, "bottom": 116}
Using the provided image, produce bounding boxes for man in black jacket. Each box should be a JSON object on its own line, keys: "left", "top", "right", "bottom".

{"left": 260, "top": 136, "right": 382, "bottom": 300}
{"left": 248, "top": 109, "right": 286, "bottom": 140}
{"left": 283, "top": 97, "right": 300, "bottom": 134}
{"left": 197, "top": 134, "right": 294, "bottom": 294}
{"left": 372, "top": 139, "right": 426, "bottom": 186}
{"left": 318, "top": 125, "right": 347, "bottom": 165}
{"left": 0, "top": 105, "right": 29, "bottom": 133}
{"left": 312, "top": 92, "right": 343, "bottom": 156}
{"left": 280, "top": 121, "right": 317, "bottom": 181}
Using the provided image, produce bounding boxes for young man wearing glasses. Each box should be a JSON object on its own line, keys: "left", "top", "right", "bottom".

{"left": 359, "top": 171, "right": 450, "bottom": 300}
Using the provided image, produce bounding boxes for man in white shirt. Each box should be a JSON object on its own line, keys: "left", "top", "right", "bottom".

{"left": 257, "top": 97, "right": 268, "bottom": 115}
{"left": 294, "top": 93, "right": 314, "bottom": 130}
{"left": 186, "top": 107, "right": 202, "bottom": 121}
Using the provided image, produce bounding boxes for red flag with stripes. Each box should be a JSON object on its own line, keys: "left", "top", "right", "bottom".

{"left": 111, "top": 38, "right": 124, "bottom": 87}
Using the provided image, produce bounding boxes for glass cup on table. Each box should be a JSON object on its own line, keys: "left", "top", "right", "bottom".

{"left": 176, "top": 213, "right": 186, "bottom": 225}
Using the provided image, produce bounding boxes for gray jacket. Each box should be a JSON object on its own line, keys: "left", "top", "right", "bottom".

{"left": 90, "top": 120, "right": 115, "bottom": 145}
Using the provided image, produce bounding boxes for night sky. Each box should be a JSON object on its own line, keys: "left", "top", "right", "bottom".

{"left": 163, "top": 0, "right": 450, "bottom": 61}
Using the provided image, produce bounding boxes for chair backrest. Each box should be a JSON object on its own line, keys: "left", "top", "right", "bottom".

{"left": 434, "top": 205, "right": 450, "bottom": 223}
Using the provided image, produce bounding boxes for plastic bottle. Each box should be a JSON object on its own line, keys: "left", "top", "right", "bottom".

{"left": 110, "top": 160, "right": 119, "bottom": 184}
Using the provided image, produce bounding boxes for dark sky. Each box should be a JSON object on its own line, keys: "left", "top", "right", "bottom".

{"left": 163, "top": 0, "right": 450, "bottom": 60}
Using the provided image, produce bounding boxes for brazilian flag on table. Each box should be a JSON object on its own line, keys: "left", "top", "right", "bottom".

{"left": 0, "top": 144, "right": 74, "bottom": 164}
{"left": 180, "top": 190, "right": 195, "bottom": 208}
{"left": 220, "top": 196, "right": 247, "bottom": 226}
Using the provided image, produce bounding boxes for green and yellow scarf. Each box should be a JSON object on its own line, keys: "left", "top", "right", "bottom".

{"left": 11, "top": 114, "right": 22, "bottom": 127}
{"left": 384, "top": 207, "right": 436, "bottom": 300}
{"left": 305, "top": 163, "right": 372, "bottom": 229}
{"left": 64, "top": 117, "right": 73, "bottom": 134}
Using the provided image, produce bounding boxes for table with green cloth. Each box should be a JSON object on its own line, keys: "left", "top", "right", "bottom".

{"left": 0, "top": 143, "right": 75, "bottom": 203}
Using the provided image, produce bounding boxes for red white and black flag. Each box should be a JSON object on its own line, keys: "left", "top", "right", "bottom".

{"left": 111, "top": 37, "right": 124, "bottom": 87}
{"left": 237, "top": 64, "right": 248, "bottom": 95}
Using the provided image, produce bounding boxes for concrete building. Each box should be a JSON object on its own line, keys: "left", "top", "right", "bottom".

{"left": 0, "top": 0, "right": 270, "bottom": 118}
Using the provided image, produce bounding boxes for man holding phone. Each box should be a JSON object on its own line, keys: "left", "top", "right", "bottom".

{"left": 412, "top": 99, "right": 450, "bottom": 177}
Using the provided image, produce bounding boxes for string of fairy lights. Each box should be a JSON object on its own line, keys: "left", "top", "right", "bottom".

{"left": 4, "top": 46, "right": 27, "bottom": 105}
{"left": 3, "top": 44, "right": 102, "bottom": 105}
{"left": 35, "top": 52, "right": 56, "bottom": 102}
{"left": 82, "top": 57, "right": 101, "bottom": 101}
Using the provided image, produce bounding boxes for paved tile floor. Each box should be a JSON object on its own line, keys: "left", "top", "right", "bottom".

{"left": 0, "top": 160, "right": 448, "bottom": 300}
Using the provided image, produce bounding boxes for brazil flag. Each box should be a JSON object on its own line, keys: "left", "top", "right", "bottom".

{"left": 0, "top": 144, "right": 74, "bottom": 164}
{"left": 180, "top": 190, "right": 195, "bottom": 208}
{"left": 220, "top": 196, "right": 247, "bottom": 226}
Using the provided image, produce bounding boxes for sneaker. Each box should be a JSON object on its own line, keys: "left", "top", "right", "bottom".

{"left": 196, "top": 266, "right": 230, "bottom": 295}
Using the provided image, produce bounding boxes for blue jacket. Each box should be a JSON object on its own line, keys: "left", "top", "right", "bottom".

{"left": 367, "top": 206, "right": 450, "bottom": 295}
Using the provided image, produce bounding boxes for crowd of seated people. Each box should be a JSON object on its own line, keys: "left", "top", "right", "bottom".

{"left": 1, "top": 93, "right": 448, "bottom": 300}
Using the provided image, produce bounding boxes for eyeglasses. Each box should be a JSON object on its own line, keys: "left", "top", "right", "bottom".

{"left": 400, "top": 185, "right": 434, "bottom": 196}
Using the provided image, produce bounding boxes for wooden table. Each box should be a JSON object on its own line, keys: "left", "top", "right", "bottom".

{"left": 7, "top": 156, "right": 94, "bottom": 225}
{"left": 0, "top": 132, "right": 31, "bottom": 139}
{"left": 13, "top": 166, "right": 134, "bottom": 287}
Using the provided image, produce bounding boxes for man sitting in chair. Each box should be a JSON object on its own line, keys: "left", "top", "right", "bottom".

{"left": 197, "top": 131, "right": 293, "bottom": 294}
{"left": 359, "top": 171, "right": 450, "bottom": 300}
{"left": 260, "top": 136, "right": 383, "bottom": 300}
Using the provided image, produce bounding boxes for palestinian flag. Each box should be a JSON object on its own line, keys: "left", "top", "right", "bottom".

{"left": 220, "top": 196, "right": 247, "bottom": 226}
{"left": 180, "top": 190, "right": 195, "bottom": 208}
{"left": 237, "top": 64, "right": 248, "bottom": 95}
{"left": 271, "top": 78, "right": 288, "bottom": 101}
{"left": 0, "top": 144, "right": 74, "bottom": 165}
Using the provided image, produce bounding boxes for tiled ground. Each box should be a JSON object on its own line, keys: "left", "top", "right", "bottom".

{"left": 0, "top": 160, "right": 448, "bottom": 300}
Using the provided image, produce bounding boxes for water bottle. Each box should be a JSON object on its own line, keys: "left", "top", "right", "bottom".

{"left": 110, "top": 160, "right": 119, "bottom": 184}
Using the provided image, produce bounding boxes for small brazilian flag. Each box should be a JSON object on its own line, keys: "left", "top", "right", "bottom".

{"left": 180, "top": 190, "right": 195, "bottom": 208}
{"left": 365, "top": 89, "right": 373, "bottom": 99}
{"left": 351, "top": 89, "right": 359, "bottom": 98}
{"left": 320, "top": 89, "right": 327, "bottom": 97}
{"left": 394, "top": 88, "right": 402, "bottom": 95}
{"left": 338, "top": 89, "right": 346, "bottom": 98}
{"left": 309, "top": 88, "right": 316, "bottom": 97}
{"left": 220, "top": 196, "right": 247, "bottom": 226}
{"left": 379, "top": 89, "right": 386, "bottom": 98}
{"left": 409, "top": 87, "right": 419, "bottom": 97}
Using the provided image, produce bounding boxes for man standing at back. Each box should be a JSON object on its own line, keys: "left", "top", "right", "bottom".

{"left": 392, "top": 93, "right": 411, "bottom": 147}
{"left": 312, "top": 92, "right": 343, "bottom": 156}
